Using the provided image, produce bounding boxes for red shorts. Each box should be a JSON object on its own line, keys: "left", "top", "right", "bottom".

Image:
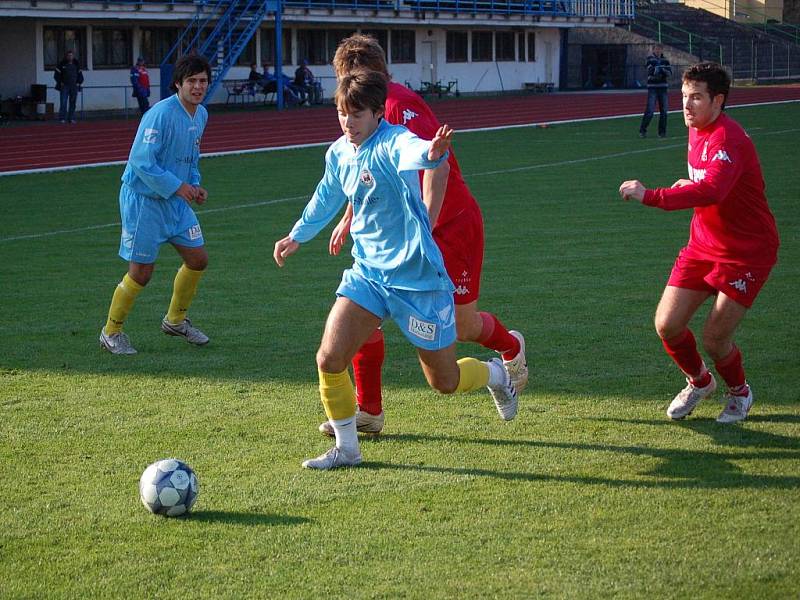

{"left": 433, "top": 205, "right": 484, "bottom": 305}
{"left": 667, "top": 250, "right": 773, "bottom": 309}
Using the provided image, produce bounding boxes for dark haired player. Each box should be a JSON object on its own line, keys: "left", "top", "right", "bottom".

{"left": 100, "top": 54, "right": 213, "bottom": 354}
{"left": 619, "top": 62, "right": 779, "bottom": 423}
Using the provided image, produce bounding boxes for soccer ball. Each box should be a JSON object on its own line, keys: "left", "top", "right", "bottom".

{"left": 139, "top": 458, "right": 199, "bottom": 517}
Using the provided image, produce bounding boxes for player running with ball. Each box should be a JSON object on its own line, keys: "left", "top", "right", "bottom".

{"left": 274, "top": 70, "right": 519, "bottom": 470}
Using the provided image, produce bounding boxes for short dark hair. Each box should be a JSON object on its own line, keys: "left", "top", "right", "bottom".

{"left": 171, "top": 54, "right": 212, "bottom": 91}
{"left": 683, "top": 62, "right": 731, "bottom": 107}
{"left": 335, "top": 69, "right": 387, "bottom": 114}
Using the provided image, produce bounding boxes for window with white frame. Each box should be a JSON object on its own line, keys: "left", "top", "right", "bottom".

{"left": 471, "top": 31, "right": 493, "bottom": 62}
{"left": 446, "top": 31, "right": 468, "bottom": 63}
{"left": 495, "top": 31, "right": 515, "bottom": 61}
{"left": 44, "top": 26, "right": 86, "bottom": 69}
{"left": 93, "top": 28, "right": 132, "bottom": 68}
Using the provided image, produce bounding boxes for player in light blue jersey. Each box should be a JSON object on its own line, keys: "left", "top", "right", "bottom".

{"left": 274, "top": 70, "right": 519, "bottom": 470}
{"left": 99, "top": 55, "right": 212, "bottom": 355}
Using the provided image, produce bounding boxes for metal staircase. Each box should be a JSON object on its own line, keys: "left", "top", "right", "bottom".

{"left": 160, "top": 0, "right": 278, "bottom": 103}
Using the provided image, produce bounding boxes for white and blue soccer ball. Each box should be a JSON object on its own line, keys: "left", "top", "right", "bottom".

{"left": 139, "top": 458, "right": 199, "bottom": 517}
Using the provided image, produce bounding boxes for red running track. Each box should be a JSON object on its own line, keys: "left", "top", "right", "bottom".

{"left": 1, "top": 86, "right": 798, "bottom": 174}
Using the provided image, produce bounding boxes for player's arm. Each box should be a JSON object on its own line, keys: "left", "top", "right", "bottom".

{"left": 278, "top": 152, "right": 347, "bottom": 266}
{"left": 638, "top": 137, "right": 744, "bottom": 210}
{"left": 128, "top": 111, "right": 185, "bottom": 200}
{"left": 422, "top": 159, "right": 449, "bottom": 227}
{"left": 329, "top": 203, "right": 353, "bottom": 256}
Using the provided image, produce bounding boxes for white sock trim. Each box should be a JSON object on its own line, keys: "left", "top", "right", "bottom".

{"left": 331, "top": 417, "right": 359, "bottom": 455}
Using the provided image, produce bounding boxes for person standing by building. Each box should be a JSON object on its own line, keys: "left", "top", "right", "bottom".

{"left": 619, "top": 62, "right": 779, "bottom": 423}
{"left": 639, "top": 44, "right": 672, "bottom": 138}
{"left": 130, "top": 56, "right": 151, "bottom": 115}
{"left": 99, "top": 54, "right": 213, "bottom": 355}
{"left": 54, "top": 50, "right": 83, "bottom": 124}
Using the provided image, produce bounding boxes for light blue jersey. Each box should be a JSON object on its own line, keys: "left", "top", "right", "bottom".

{"left": 121, "top": 93, "right": 206, "bottom": 199}
{"left": 290, "top": 119, "right": 453, "bottom": 294}
{"left": 117, "top": 94, "right": 207, "bottom": 263}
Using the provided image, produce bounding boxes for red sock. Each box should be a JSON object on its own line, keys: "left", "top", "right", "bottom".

{"left": 662, "top": 329, "right": 708, "bottom": 384}
{"left": 715, "top": 345, "right": 747, "bottom": 392}
{"left": 352, "top": 328, "right": 384, "bottom": 415}
{"left": 476, "top": 312, "right": 520, "bottom": 360}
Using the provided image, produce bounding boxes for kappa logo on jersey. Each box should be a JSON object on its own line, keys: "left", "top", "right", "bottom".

{"left": 712, "top": 149, "right": 732, "bottom": 163}
{"left": 454, "top": 285, "right": 470, "bottom": 296}
{"left": 187, "top": 224, "right": 202, "bottom": 241}
{"left": 402, "top": 109, "right": 418, "bottom": 125}
{"left": 143, "top": 128, "right": 159, "bottom": 144}
{"left": 359, "top": 168, "right": 375, "bottom": 187}
{"left": 408, "top": 315, "right": 437, "bottom": 341}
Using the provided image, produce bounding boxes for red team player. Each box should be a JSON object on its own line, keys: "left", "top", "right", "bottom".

{"left": 320, "top": 34, "right": 528, "bottom": 435}
{"left": 619, "top": 62, "right": 779, "bottom": 423}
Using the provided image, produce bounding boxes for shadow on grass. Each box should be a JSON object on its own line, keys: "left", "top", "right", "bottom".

{"left": 360, "top": 431, "right": 800, "bottom": 490}
{"left": 188, "top": 510, "right": 310, "bottom": 526}
{"left": 578, "top": 415, "right": 800, "bottom": 449}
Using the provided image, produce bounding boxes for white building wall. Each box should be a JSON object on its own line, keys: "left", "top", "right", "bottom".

{"left": 0, "top": 19, "right": 38, "bottom": 99}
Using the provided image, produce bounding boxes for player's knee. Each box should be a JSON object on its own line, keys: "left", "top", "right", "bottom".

{"left": 427, "top": 372, "right": 459, "bottom": 395}
{"left": 701, "top": 331, "right": 730, "bottom": 361}
{"left": 129, "top": 264, "right": 154, "bottom": 286}
{"left": 654, "top": 314, "right": 681, "bottom": 340}
{"left": 184, "top": 254, "right": 208, "bottom": 271}
{"left": 316, "top": 348, "right": 347, "bottom": 374}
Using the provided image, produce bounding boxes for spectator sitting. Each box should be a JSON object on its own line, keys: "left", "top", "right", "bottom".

{"left": 247, "top": 63, "right": 262, "bottom": 94}
{"left": 262, "top": 63, "right": 301, "bottom": 106}
{"left": 293, "top": 59, "right": 320, "bottom": 105}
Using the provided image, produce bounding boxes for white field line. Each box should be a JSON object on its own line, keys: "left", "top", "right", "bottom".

{"left": 0, "top": 98, "right": 796, "bottom": 178}
{"left": 1, "top": 125, "right": 798, "bottom": 244}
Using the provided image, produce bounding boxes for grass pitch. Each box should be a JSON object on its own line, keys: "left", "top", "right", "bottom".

{"left": 1, "top": 104, "right": 798, "bottom": 598}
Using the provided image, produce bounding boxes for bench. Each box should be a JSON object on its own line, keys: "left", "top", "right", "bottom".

{"left": 523, "top": 82, "right": 555, "bottom": 93}
{"left": 223, "top": 79, "right": 258, "bottom": 104}
{"left": 410, "top": 79, "right": 460, "bottom": 98}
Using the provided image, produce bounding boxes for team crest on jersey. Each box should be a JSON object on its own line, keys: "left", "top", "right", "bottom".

{"left": 359, "top": 168, "right": 375, "bottom": 187}
{"left": 143, "top": 128, "right": 159, "bottom": 144}
{"left": 701, "top": 141, "right": 709, "bottom": 161}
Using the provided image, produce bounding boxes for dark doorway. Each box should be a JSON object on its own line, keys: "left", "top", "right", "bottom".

{"left": 581, "top": 45, "right": 627, "bottom": 89}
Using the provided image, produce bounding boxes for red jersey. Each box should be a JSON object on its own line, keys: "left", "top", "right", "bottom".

{"left": 384, "top": 81, "right": 478, "bottom": 228}
{"left": 643, "top": 113, "right": 778, "bottom": 267}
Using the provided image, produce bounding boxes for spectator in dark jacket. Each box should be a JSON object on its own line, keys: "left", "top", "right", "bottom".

{"left": 639, "top": 45, "right": 672, "bottom": 138}
{"left": 294, "top": 59, "right": 322, "bottom": 105}
{"left": 130, "top": 57, "right": 151, "bottom": 115}
{"left": 54, "top": 50, "right": 84, "bottom": 123}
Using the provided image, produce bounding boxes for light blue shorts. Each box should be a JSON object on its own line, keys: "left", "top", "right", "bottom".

{"left": 336, "top": 269, "right": 456, "bottom": 351}
{"left": 118, "top": 185, "right": 204, "bottom": 264}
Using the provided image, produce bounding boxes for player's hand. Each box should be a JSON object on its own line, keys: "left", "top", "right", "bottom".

{"left": 428, "top": 124, "right": 454, "bottom": 161}
{"left": 274, "top": 236, "right": 300, "bottom": 267}
{"left": 671, "top": 179, "right": 693, "bottom": 189}
{"left": 175, "top": 183, "right": 198, "bottom": 203}
{"left": 329, "top": 215, "right": 352, "bottom": 256}
{"left": 618, "top": 180, "right": 646, "bottom": 202}
{"left": 195, "top": 186, "right": 209, "bottom": 205}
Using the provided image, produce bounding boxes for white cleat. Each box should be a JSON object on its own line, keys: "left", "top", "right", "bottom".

{"left": 319, "top": 410, "right": 384, "bottom": 437}
{"left": 99, "top": 328, "right": 137, "bottom": 355}
{"left": 667, "top": 374, "right": 717, "bottom": 420}
{"left": 302, "top": 446, "right": 363, "bottom": 470}
{"left": 487, "top": 357, "right": 518, "bottom": 421}
{"left": 716, "top": 386, "right": 754, "bottom": 423}
{"left": 161, "top": 316, "right": 209, "bottom": 346}
{"left": 503, "top": 330, "right": 529, "bottom": 394}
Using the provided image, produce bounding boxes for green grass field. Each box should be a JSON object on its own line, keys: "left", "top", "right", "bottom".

{"left": 1, "top": 104, "right": 798, "bottom": 598}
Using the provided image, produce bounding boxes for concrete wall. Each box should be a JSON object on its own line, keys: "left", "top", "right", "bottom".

{"left": 0, "top": 20, "right": 37, "bottom": 99}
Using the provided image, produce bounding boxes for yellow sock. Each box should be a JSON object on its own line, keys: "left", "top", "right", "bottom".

{"left": 166, "top": 264, "right": 204, "bottom": 324}
{"left": 105, "top": 273, "right": 144, "bottom": 334}
{"left": 319, "top": 369, "right": 357, "bottom": 420}
{"left": 455, "top": 357, "right": 490, "bottom": 393}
